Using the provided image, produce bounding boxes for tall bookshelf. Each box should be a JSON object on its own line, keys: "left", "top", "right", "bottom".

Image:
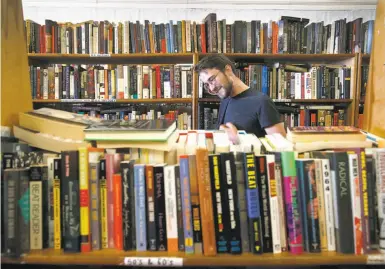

{"left": 27, "top": 52, "right": 361, "bottom": 130}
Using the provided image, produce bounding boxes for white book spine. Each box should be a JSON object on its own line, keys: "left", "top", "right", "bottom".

{"left": 295, "top": 73, "right": 301, "bottom": 99}
{"left": 266, "top": 155, "right": 281, "bottom": 253}
{"left": 137, "top": 65, "right": 142, "bottom": 99}
{"left": 348, "top": 153, "right": 363, "bottom": 254}
{"left": 54, "top": 65, "right": 59, "bottom": 99}
{"left": 375, "top": 150, "right": 385, "bottom": 253}
{"left": 164, "top": 165, "right": 178, "bottom": 249}
{"left": 322, "top": 159, "right": 336, "bottom": 251}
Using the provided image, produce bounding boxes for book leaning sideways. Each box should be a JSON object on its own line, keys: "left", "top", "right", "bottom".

{"left": 83, "top": 119, "right": 177, "bottom": 142}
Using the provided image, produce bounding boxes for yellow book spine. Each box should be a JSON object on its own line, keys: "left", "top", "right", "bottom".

{"left": 182, "top": 20, "right": 186, "bottom": 53}
{"left": 79, "top": 147, "right": 91, "bottom": 252}
{"left": 53, "top": 162, "right": 61, "bottom": 250}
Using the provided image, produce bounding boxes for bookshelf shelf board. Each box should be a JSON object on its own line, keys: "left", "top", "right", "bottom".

{"left": 198, "top": 53, "right": 356, "bottom": 63}
{"left": 27, "top": 53, "right": 195, "bottom": 65}
{"left": 2, "top": 249, "right": 380, "bottom": 266}
{"left": 32, "top": 98, "right": 192, "bottom": 104}
{"left": 198, "top": 98, "right": 353, "bottom": 104}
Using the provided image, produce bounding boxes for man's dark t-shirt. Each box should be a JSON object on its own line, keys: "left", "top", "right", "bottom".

{"left": 217, "top": 88, "right": 281, "bottom": 137}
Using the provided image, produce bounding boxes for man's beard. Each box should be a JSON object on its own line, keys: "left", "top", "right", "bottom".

{"left": 215, "top": 78, "right": 232, "bottom": 99}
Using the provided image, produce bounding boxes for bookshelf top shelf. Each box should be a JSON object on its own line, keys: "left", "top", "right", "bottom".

{"left": 32, "top": 98, "right": 193, "bottom": 104}
{"left": 2, "top": 249, "right": 381, "bottom": 267}
{"left": 198, "top": 53, "right": 357, "bottom": 63}
{"left": 199, "top": 98, "right": 353, "bottom": 104}
{"left": 27, "top": 53, "right": 195, "bottom": 65}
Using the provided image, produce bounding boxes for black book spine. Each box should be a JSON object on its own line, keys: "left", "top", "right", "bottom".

{"left": 146, "top": 165, "right": 157, "bottom": 251}
{"left": 42, "top": 166, "right": 49, "bottom": 249}
{"left": 256, "top": 156, "right": 273, "bottom": 253}
{"left": 121, "top": 161, "right": 135, "bottom": 251}
{"left": 332, "top": 152, "right": 354, "bottom": 254}
{"left": 209, "top": 154, "right": 229, "bottom": 253}
{"left": 4, "top": 169, "right": 19, "bottom": 257}
{"left": 19, "top": 169, "right": 30, "bottom": 255}
{"left": 61, "top": 151, "right": 80, "bottom": 252}
{"left": 174, "top": 165, "right": 185, "bottom": 251}
{"left": 243, "top": 153, "right": 263, "bottom": 254}
{"left": 221, "top": 153, "right": 242, "bottom": 254}
{"left": 154, "top": 165, "right": 167, "bottom": 251}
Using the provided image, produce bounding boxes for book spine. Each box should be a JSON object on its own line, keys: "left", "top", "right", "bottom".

{"left": 321, "top": 159, "right": 336, "bottom": 251}
{"left": 274, "top": 153, "right": 288, "bottom": 252}
{"left": 99, "top": 159, "right": 108, "bottom": 249}
{"left": 256, "top": 156, "right": 273, "bottom": 253}
{"left": 174, "top": 165, "right": 185, "bottom": 251}
{"left": 306, "top": 162, "right": 321, "bottom": 252}
{"left": 188, "top": 155, "right": 203, "bottom": 254}
{"left": 234, "top": 153, "right": 250, "bottom": 253}
{"left": 61, "top": 151, "right": 80, "bottom": 252}
{"left": 113, "top": 173, "right": 123, "bottom": 250}
{"left": 196, "top": 148, "right": 216, "bottom": 256}
{"left": 30, "top": 166, "right": 44, "bottom": 250}
{"left": 374, "top": 150, "right": 385, "bottom": 253}
{"left": 209, "top": 154, "right": 229, "bottom": 253}
{"left": 79, "top": 147, "right": 91, "bottom": 252}
{"left": 180, "top": 156, "right": 194, "bottom": 254}
{"left": 4, "top": 169, "right": 19, "bottom": 256}
{"left": 164, "top": 165, "right": 178, "bottom": 252}
{"left": 296, "top": 161, "right": 310, "bottom": 252}
{"left": 281, "top": 152, "right": 303, "bottom": 254}
{"left": 315, "top": 160, "right": 328, "bottom": 252}
{"left": 244, "top": 152, "right": 263, "bottom": 254}
{"left": 348, "top": 154, "right": 363, "bottom": 254}
{"left": 223, "top": 153, "right": 242, "bottom": 254}
{"left": 53, "top": 159, "right": 62, "bottom": 250}
{"left": 146, "top": 165, "right": 157, "bottom": 251}
{"left": 267, "top": 158, "right": 281, "bottom": 253}
{"left": 47, "top": 158, "right": 55, "bottom": 249}
{"left": 135, "top": 164, "right": 147, "bottom": 251}
{"left": 106, "top": 154, "right": 115, "bottom": 249}
{"left": 121, "top": 161, "right": 135, "bottom": 251}
{"left": 19, "top": 169, "right": 30, "bottom": 254}
{"left": 359, "top": 150, "right": 370, "bottom": 253}
{"left": 332, "top": 152, "right": 354, "bottom": 254}
{"left": 89, "top": 161, "right": 101, "bottom": 250}
{"left": 154, "top": 165, "right": 167, "bottom": 251}
{"left": 42, "top": 166, "right": 49, "bottom": 249}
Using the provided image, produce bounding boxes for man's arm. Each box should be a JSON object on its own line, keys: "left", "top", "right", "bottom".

{"left": 265, "top": 122, "right": 287, "bottom": 138}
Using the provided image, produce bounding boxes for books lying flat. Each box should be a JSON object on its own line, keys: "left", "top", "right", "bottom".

{"left": 19, "top": 108, "right": 102, "bottom": 141}
{"left": 96, "top": 130, "right": 179, "bottom": 151}
{"left": 287, "top": 126, "right": 366, "bottom": 143}
{"left": 13, "top": 126, "right": 90, "bottom": 153}
{"left": 84, "top": 119, "right": 177, "bottom": 141}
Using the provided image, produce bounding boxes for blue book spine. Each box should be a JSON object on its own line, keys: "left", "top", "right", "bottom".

{"left": 262, "top": 66, "right": 268, "bottom": 95}
{"left": 135, "top": 164, "right": 147, "bottom": 251}
{"left": 169, "top": 20, "right": 174, "bottom": 53}
{"left": 180, "top": 157, "right": 194, "bottom": 254}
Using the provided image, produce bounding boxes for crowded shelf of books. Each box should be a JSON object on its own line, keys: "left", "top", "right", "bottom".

{"left": 2, "top": 2, "right": 385, "bottom": 268}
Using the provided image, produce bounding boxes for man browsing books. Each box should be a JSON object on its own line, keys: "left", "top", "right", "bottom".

{"left": 194, "top": 54, "right": 286, "bottom": 143}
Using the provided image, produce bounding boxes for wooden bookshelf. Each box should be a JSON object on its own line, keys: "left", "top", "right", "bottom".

{"left": 32, "top": 98, "right": 192, "bottom": 104}
{"left": 198, "top": 53, "right": 357, "bottom": 63}
{"left": 28, "top": 53, "right": 195, "bottom": 65}
{"left": 2, "top": 249, "right": 384, "bottom": 266}
{"left": 199, "top": 98, "right": 353, "bottom": 104}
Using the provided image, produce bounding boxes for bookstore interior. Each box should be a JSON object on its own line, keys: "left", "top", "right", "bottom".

{"left": 2, "top": 0, "right": 385, "bottom": 268}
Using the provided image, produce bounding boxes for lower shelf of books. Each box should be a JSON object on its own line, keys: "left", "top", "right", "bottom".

{"left": 2, "top": 249, "right": 385, "bottom": 266}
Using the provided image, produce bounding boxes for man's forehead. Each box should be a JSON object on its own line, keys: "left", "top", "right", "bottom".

{"left": 199, "top": 68, "right": 217, "bottom": 78}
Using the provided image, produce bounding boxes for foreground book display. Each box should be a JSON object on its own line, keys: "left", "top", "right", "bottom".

{"left": 2, "top": 112, "right": 385, "bottom": 266}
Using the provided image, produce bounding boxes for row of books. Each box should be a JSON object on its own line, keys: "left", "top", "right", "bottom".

{"left": 199, "top": 64, "right": 352, "bottom": 100}
{"left": 24, "top": 14, "right": 374, "bottom": 55}
{"left": 29, "top": 64, "right": 193, "bottom": 101}
{"left": 2, "top": 129, "right": 384, "bottom": 257}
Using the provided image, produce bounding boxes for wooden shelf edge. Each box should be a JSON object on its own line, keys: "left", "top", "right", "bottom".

{"left": 2, "top": 250, "right": 383, "bottom": 266}
{"left": 28, "top": 53, "right": 195, "bottom": 58}
{"left": 32, "top": 98, "right": 193, "bottom": 104}
{"left": 198, "top": 98, "right": 353, "bottom": 104}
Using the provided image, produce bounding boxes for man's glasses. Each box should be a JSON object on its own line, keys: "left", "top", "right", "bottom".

{"left": 202, "top": 72, "right": 220, "bottom": 94}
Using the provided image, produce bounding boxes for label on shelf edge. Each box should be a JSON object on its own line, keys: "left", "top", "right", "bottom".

{"left": 367, "top": 254, "right": 385, "bottom": 264}
{"left": 90, "top": 53, "right": 111, "bottom": 57}
{"left": 123, "top": 257, "right": 183, "bottom": 267}
{"left": 60, "top": 99, "right": 117, "bottom": 103}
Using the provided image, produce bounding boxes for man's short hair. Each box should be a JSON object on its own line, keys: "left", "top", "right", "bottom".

{"left": 194, "top": 54, "right": 236, "bottom": 73}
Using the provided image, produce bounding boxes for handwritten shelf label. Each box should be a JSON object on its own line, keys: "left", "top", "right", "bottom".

{"left": 123, "top": 257, "right": 183, "bottom": 267}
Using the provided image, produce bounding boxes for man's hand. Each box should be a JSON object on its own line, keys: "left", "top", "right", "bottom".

{"left": 220, "top": 122, "right": 240, "bottom": 144}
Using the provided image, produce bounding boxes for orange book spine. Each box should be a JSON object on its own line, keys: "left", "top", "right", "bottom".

{"left": 200, "top": 24, "right": 206, "bottom": 53}
{"left": 113, "top": 173, "right": 123, "bottom": 250}
{"left": 195, "top": 148, "right": 216, "bottom": 256}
